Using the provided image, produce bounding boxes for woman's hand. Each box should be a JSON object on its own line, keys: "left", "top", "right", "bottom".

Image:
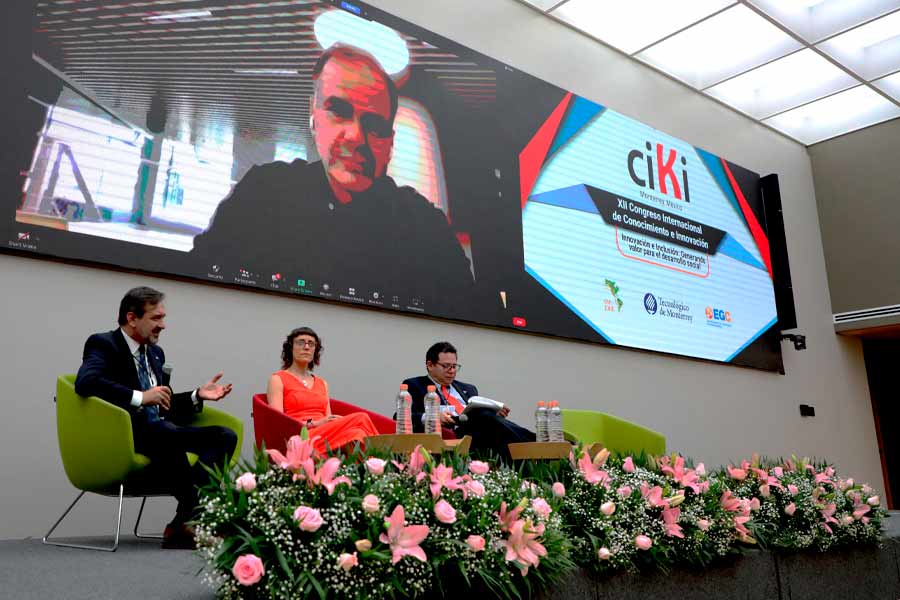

{"left": 310, "top": 415, "right": 341, "bottom": 428}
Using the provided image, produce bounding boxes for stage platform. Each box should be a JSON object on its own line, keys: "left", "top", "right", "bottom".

{"left": 2, "top": 512, "right": 898, "bottom": 599}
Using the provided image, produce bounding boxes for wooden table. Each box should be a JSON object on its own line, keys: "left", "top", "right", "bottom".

{"left": 507, "top": 441, "right": 572, "bottom": 460}
{"left": 365, "top": 433, "right": 472, "bottom": 455}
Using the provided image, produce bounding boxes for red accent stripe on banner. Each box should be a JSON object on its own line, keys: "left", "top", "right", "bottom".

{"left": 519, "top": 93, "right": 573, "bottom": 210}
{"left": 722, "top": 159, "right": 772, "bottom": 279}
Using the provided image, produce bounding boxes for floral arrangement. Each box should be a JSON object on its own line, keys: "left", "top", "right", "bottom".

{"left": 196, "top": 437, "right": 888, "bottom": 599}
{"left": 552, "top": 448, "right": 888, "bottom": 576}
{"left": 195, "top": 434, "right": 573, "bottom": 599}
{"left": 716, "top": 454, "right": 886, "bottom": 552}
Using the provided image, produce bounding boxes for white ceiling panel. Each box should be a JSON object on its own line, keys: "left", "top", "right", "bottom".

{"left": 636, "top": 4, "right": 802, "bottom": 89}
{"left": 817, "top": 10, "right": 900, "bottom": 80}
{"left": 763, "top": 85, "right": 900, "bottom": 144}
{"left": 747, "top": 0, "right": 900, "bottom": 43}
{"left": 705, "top": 49, "right": 857, "bottom": 118}
{"left": 551, "top": 0, "right": 735, "bottom": 55}
{"left": 873, "top": 71, "right": 900, "bottom": 100}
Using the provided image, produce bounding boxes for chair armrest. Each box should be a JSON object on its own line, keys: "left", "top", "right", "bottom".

{"left": 252, "top": 396, "right": 302, "bottom": 454}
{"left": 194, "top": 406, "right": 244, "bottom": 467}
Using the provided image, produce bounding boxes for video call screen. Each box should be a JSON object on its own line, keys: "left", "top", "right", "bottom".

{"left": 3, "top": 0, "right": 784, "bottom": 372}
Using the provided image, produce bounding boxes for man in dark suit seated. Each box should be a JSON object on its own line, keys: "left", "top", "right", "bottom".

{"left": 75, "top": 286, "right": 237, "bottom": 549}
{"left": 402, "top": 341, "right": 534, "bottom": 462}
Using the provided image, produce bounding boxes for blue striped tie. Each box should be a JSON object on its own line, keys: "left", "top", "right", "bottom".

{"left": 137, "top": 346, "right": 159, "bottom": 422}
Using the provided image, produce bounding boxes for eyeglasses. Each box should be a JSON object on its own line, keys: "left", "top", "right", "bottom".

{"left": 435, "top": 362, "right": 461, "bottom": 372}
{"left": 295, "top": 339, "right": 317, "bottom": 348}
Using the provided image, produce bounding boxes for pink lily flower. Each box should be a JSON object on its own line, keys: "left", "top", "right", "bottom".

{"left": 727, "top": 465, "right": 747, "bottom": 481}
{"left": 773, "top": 466, "right": 784, "bottom": 477}
{"left": 266, "top": 434, "right": 318, "bottom": 477}
{"left": 497, "top": 501, "right": 525, "bottom": 532}
{"left": 720, "top": 490, "right": 742, "bottom": 513}
{"left": 733, "top": 515, "right": 752, "bottom": 541}
{"left": 787, "top": 484, "right": 799, "bottom": 496}
{"left": 622, "top": 456, "right": 636, "bottom": 473}
{"left": 660, "top": 455, "right": 701, "bottom": 494}
{"left": 429, "top": 464, "right": 464, "bottom": 499}
{"left": 501, "top": 519, "right": 547, "bottom": 576}
{"left": 379, "top": 505, "right": 429, "bottom": 565}
{"left": 853, "top": 504, "right": 871, "bottom": 520}
{"left": 301, "top": 457, "right": 351, "bottom": 495}
{"left": 640, "top": 483, "right": 667, "bottom": 508}
{"left": 820, "top": 503, "right": 839, "bottom": 533}
{"left": 662, "top": 506, "right": 684, "bottom": 538}
{"left": 578, "top": 451, "right": 610, "bottom": 486}
{"left": 408, "top": 445, "right": 428, "bottom": 474}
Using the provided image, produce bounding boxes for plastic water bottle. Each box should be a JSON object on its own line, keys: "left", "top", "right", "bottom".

{"left": 535, "top": 401, "right": 548, "bottom": 442}
{"left": 424, "top": 385, "right": 441, "bottom": 435}
{"left": 548, "top": 400, "right": 564, "bottom": 442}
{"left": 395, "top": 384, "right": 412, "bottom": 435}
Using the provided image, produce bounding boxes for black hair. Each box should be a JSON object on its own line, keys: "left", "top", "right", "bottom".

{"left": 281, "top": 327, "right": 323, "bottom": 370}
{"left": 117, "top": 286, "right": 164, "bottom": 326}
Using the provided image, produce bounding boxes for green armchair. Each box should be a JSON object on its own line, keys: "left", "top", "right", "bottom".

{"left": 562, "top": 409, "right": 666, "bottom": 457}
{"left": 43, "top": 375, "right": 243, "bottom": 551}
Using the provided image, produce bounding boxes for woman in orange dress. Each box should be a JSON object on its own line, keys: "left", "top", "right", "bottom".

{"left": 266, "top": 326, "right": 379, "bottom": 455}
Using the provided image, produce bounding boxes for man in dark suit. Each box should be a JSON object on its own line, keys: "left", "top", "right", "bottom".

{"left": 75, "top": 286, "right": 237, "bottom": 549}
{"left": 402, "top": 341, "right": 534, "bottom": 462}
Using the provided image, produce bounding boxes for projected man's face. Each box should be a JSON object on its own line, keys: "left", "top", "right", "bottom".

{"left": 311, "top": 53, "right": 394, "bottom": 204}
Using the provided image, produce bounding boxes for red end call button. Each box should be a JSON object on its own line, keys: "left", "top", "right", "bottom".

{"left": 512, "top": 317, "right": 527, "bottom": 327}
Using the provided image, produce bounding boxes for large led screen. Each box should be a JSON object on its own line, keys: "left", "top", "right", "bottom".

{"left": 3, "top": 0, "right": 784, "bottom": 371}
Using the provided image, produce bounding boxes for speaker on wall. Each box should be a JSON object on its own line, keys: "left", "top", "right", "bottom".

{"left": 761, "top": 174, "right": 797, "bottom": 331}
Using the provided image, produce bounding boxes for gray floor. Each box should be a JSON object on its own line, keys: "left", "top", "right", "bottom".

{"left": 0, "top": 536, "right": 212, "bottom": 600}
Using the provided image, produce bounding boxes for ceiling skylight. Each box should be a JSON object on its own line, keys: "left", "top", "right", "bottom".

{"left": 551, "top": 0, "right": 734, "bottom": 55}
{"left": 518, "top": 0, "right": 900, "bottom": 144}
{"left": 636, "top": 4, "right": 802, "bottom": 89}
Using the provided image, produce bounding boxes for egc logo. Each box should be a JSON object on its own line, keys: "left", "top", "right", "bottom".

{"left": 705, "top": 306, "right": 732, "bottom": 327}
{"left": 644, "top": 293, "right": 658, "bottom": 315}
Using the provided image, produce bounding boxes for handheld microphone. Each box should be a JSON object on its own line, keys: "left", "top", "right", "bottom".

{"left": 162, "top": 363, "right": 174, "bottom": 389}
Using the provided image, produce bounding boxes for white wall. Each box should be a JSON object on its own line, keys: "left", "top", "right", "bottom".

{"left": 0, "top": 0, "right": 881, "bottom": 539}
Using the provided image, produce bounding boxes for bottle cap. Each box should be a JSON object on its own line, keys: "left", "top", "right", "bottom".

{"left": 427, "top": 385, "right": 436, "bottom": 392}
{"left": 537, "top": 401, "right": 546, "bottom": 407}
{"left": 550, "top": 400, "right": 559, "bottom": 407}
{"left": 400, "top": 384, "right": 408, "bottom": 390}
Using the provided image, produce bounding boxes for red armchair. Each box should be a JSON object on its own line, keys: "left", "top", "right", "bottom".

{"left": 251, "top": 394, "right": 396, "bottom": 453}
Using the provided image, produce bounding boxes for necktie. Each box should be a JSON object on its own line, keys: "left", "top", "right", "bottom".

{"left": 137, "top": 345, "right": 160, "bottom": 422}
{"left": 441, "top": 385, "right": 465, "bottom": 414}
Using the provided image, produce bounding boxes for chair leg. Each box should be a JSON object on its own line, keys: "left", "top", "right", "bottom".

{"left": 42, "top": 485, "right": 125, "bottom": 552}
{"left": 133, "top": 497, "right": 163, "bottom": 539}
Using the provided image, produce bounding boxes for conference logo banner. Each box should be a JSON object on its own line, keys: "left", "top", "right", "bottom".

{"left": 521, "top": 94, "right": 777, "bottom": 363}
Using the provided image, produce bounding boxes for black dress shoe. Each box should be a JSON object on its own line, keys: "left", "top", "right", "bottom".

{"left": 161, "top": 523, "right": 195, "bottom": 550}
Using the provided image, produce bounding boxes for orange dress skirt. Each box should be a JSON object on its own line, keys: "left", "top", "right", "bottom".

{"left": 277, "top": 371, "right": 379, "bottom": 454}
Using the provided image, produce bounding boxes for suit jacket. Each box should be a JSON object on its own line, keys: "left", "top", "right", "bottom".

{"left": 74, "top": 329, "right": 201, "bottom": 426}
{"left": 402, "top": 375, "right": 478, "bottom": 434}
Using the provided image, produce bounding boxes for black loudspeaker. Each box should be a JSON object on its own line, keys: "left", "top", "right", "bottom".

{"left": 760, "top": 174, "right": 797, "bottom": 331}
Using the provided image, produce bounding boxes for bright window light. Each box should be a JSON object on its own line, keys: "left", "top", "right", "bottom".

{"left": 636, "top": 4, "right": 802, "bottom": 89}
{"left": 143, "top": 10, "right": 213, "bottom": 22}
{"left": 387, "top": 98, "right": 449, "bottom": 217}
{"left": 748, "top": 0, "right": 900, "bottom": 42}
{"left": 551, "top": 0, "right": 735, "bottom": 55}
{"left": 233, "top": 69, "right": 299, "bottom": 76}
{"left": 817, "top": 10, "right": 900, "bottom": 80}
{"left": 763, "top": 85, "right": 900, "bottom": 144}
{"left": 153, "top": 130, "right": 235, "bottom": 230}
{"left": 873, "top": 71, "right": 900, "bottom": 101}
{"left": 705, "top": 49, "right": 856, "bottom": 118}
{"left": 314, "top": 9, "right": 409, "bottom": 75}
